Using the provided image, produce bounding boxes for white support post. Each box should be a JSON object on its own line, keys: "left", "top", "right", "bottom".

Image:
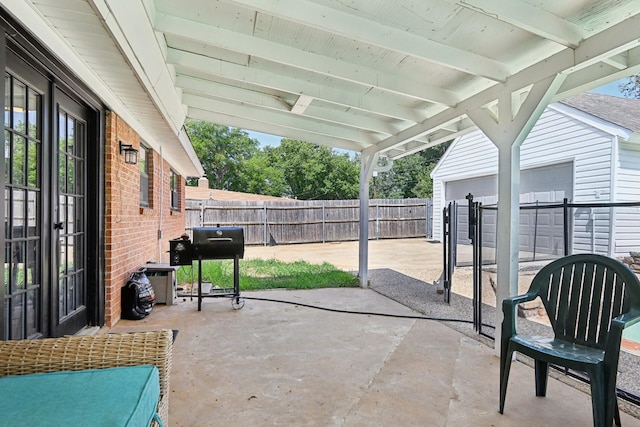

{"left": 358, "top": 152, "right": 379, "bottom": 287}
{"left": 467, "top": 75, "right": 565, "bottom": 354}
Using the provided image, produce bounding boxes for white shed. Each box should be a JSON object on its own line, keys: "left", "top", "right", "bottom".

{"left": 431, "top": 93, "right": 640, "bottom": 259}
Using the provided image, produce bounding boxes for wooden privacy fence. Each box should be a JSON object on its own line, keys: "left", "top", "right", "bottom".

{"left": 185, "top": 198, "right": 433, "bottom": 246}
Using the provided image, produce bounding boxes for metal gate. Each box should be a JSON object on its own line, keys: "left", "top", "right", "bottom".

{"left": 442, "top": 201, "right": 457, "bottom": 304}
{"left": 467, "top": 195, "right": 640, "bottom": 406}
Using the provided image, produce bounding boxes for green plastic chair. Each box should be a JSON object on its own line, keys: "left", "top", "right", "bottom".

{"left": 499, "top": 253, "right": 640, "bottom": 427}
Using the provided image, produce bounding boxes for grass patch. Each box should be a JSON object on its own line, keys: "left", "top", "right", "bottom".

{"left": 176, "top": 258, "right": 359, "bottom": 291}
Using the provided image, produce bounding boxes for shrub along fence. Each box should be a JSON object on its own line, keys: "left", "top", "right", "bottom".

{"left": 185, "top": 198, "right": 433, "bottom": 246}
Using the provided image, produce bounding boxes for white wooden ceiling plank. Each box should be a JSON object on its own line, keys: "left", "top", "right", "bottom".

{"left": 61, "top": 33, "right": 125, "bottom": 51}
{"left": 301, "top": 105, "right": 399, "bottom": 135}
{"left": 573, "top": 13, "right": 640, "bottom": 70}
{"left": 177, "top": 75, "right": 400, "bottom": 135}
{"left": 457, "top": 0, "right": 584, "bottom": 48}
{"left": 386, "top": 127, "right": 477, "bottom": 160}
{"left": 33, "top": 3, "right": 98, "bottom": 20}
{"left": 180, "top": 78, "right": 289, "bottom": 112}
{"left": 222, "top": 0, "right": 509, "bottom": 81}
{"left": 188, "top": 107, "right": 367, "bottom": 152}
{"left": 167, "top": 48, "right": 426, "bottom": 121}
{"left": 184, "top": 93, "right": 382, "bottom": 144}
{"left": 155, "top": 13, "right": 459, "bottom": 106}
{"left": 32, "top": 0, "right": 93, "bottom": 10}
{"left": 44, "top": 16, "right": 107, "bottom": 35}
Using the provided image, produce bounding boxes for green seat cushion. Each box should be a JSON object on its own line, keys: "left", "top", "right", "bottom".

{"left": 0, "top": 365, "right": 161, "bottom": 427}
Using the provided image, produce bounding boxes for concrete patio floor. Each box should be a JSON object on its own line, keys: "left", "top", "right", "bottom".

{"left": 110, "top": 286, "right": 640, "bottom": 426}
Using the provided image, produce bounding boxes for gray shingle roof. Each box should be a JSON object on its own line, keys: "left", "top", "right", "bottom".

{"left": 559, "top": 92, "right": 640, "bottom": 133}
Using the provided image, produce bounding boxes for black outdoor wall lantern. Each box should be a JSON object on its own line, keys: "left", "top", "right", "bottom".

{"left": 119, "top": 141, "right": 139, "bottom": 165}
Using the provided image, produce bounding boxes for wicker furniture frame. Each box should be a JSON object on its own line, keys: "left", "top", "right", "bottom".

{"left": 0, "top": 329, "right": 173, "bottom": 426}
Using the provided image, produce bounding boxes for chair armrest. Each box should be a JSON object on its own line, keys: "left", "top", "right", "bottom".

{"left": 502, "top": 292, "right": 539, "bottom": 339}
{"left": 604, "top": 309, "right": 640, "bottom": 378}
{"left": 617, "top": 309, "right": 640, "bottom": 330}
{"left": 0, "top": 329, "right": 173, "bottom": 426}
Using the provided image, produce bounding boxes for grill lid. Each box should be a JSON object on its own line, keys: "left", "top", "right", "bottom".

{"left": 192, "top": 227, "right": 244, "bottom": 259}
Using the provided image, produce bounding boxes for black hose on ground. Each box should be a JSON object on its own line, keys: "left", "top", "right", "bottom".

{"left": 241, "top": 296, "right": 495, "bottom": 329}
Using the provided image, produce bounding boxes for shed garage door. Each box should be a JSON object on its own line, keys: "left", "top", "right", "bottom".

{"left": 445, "top": 162, "right": 573, "bottom": 257}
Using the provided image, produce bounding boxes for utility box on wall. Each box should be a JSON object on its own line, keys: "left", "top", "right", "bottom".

{"left": 144, "top": 264, "right": 179, "bottom": 305}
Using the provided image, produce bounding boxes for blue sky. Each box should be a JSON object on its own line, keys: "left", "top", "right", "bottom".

{"left": 245, "top": 130, "right": 283, "bottom": 148}
{"left": 245, "top": 78, "right": 632, "bottom": 149}
{"left": 589, "top": 78, "right": 627, "bottom": 97}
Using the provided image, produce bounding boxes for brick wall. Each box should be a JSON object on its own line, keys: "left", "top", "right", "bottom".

{"left": 105, "top": 112, "right": 186, "bottom": 327}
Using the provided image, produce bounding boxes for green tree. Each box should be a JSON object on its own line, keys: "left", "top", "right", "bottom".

{"left": 267, "top": 140, "right": 359, "bottom": 200}
{"left": 239, "top": 152, "right": 287, "bottom": 196}
{"left": 185, "top": 121, "right": 260, "bottom": 191}
{"left": 412, "top": 163, "right": 436, "bottom": 197}
{"left": 374, "top": 143, "right": 449, "bottom": 199}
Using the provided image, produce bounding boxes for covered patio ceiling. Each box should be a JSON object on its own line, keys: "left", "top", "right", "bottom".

{"left": 7, "top": 0, "right": 640, "bottom": 165}
{"left": 157, "top": 0, "right": 640, "bottom": 161}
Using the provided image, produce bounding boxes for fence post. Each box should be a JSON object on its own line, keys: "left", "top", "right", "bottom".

{"left": 322, "top": 201, "right": 326, "bottom": 243}
{"left": 199, "top": 203, "right": 204, "bottom": 228}
{"left": 263, "top": 205, "right": 268, "bottom": 246}
{"left": 375, "top": 200, "right": 380, "bottom": 240}
{"left": 425, "top": 199, "right": 429, "bottom": 238}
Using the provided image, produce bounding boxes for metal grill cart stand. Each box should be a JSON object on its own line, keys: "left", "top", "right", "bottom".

{"left": 196, "top": 254, "right": 243, "bottom": 311}
{"left": 169, "top": 227, "right": 245, "bottom": 311}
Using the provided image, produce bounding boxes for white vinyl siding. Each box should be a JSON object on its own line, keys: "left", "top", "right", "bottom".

{"left": 432, "top": 105, "right": 617, "bottom": 257}
{"left": 614, "top": 142, "right": 640, "bottom": 256}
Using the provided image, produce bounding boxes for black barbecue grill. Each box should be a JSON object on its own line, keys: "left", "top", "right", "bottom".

{"left": 192, "top": 227, "right": 245, "bottom": 260}
{"left": 169, "top": 227, "right": 245, "bottom": 311}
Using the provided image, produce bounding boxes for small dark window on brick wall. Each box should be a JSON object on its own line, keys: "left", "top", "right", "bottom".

{"left": 170, "top": 169, "right": 179, "bottom": 210}
{"left": 139, "top": 144, "right": 149, "bottom": 207}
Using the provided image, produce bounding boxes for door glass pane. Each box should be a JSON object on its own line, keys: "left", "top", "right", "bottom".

{"left": 66, "top": 158, "right": 74, "bottom": 194}
{"left": 4, "top": 242, "right": 10, "bottom": 294}
{"left": 67, "top": 117, "right": 74, "bottom": 155}
{"left": 27, "top": 138, "right": 38, "bottom": 188}
{"left": 27, "top": 190, "right": 37, "bottom": 236}
{"left": 3, "top": 299, "right": 8, "bottom": 338}
{"left": 4, "top": 188, "right": 10, "bottom": 236}
{"left": 4, "top": 131, "right": 10, "bottom": 183}
{"left": 12, "top": 80, "right": 25, "bottom": 133}
{"left": 74, "top": 197, "right": 82, "bottom": 235}
{"left": 4, "top": 74, "right": 10, "bottom": 126}
{"left": 67, "top": 272, "right": 75, "bottom": 310}
{"left": 27, "top": 90, "right": 39, "bottom": 140}
{"left": 76, "top": 272, "right": 84, "bottom": 307}
{"left": 10, "top": 293, "right": 24, "bottom": 340}
{"left": 12, "top": 189, "right": 25, "bottom": 238}
{"left": 26, "top": 287, "right": 39, "bottom": 338}
{"left": 58, "top": 196, "right": 68, "bottom": 274}
{"left": 13, "top": 136, "right": 25, "bottom": 186}
{"left": 58, "top": 111, "right": 66, "bottom": 151}
{"left": 10, "top": 241, "right": 25, "bottom": 293}
{"left": 58, "top": 275, "right": 66, "bottom": 318}
{"left": 75, "top": 234, "right": 83, "bottom": 278}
